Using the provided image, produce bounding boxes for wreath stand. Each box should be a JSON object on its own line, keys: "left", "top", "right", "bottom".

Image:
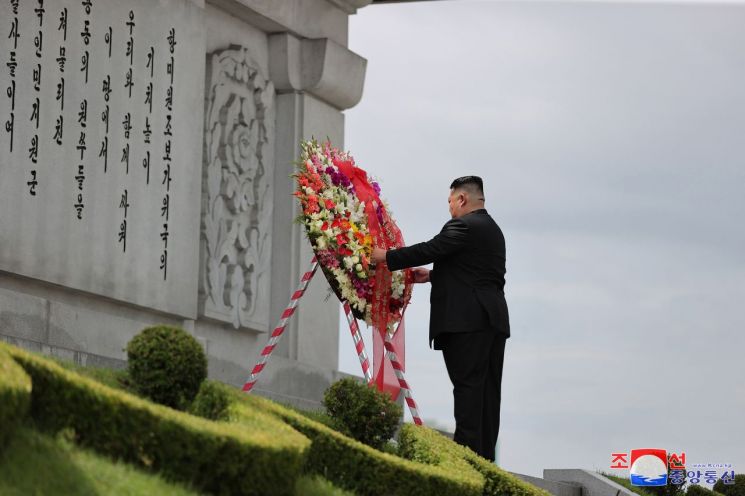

{"left": 241, "top": 256, "right": 423, "bottom": 426}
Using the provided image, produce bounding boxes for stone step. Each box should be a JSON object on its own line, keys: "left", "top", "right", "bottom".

{"left": 509, "top": 468, "right": 641, "bottom": 496}
{"left": 510, "top": 471, "right": 584, "bottom": 496}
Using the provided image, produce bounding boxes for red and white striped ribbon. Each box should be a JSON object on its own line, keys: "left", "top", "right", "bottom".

{"left": 242, "top": 254, "right": 423, "bottom": 427}
{"left": 383, "top": 334, "right": 423, "bottom": 426}
{"left": 342, "top": 301, "right": 373, "bottom": 385}
{"left": 242, "top": 257, "right": 319, "bottom": 393}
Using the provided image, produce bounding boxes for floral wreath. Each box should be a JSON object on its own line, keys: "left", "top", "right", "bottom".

{"left": 293, "top": 139, "right": 412, "bottom": 335}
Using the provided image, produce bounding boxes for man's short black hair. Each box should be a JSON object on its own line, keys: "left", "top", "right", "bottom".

{"left": 450, "top": 175, "right": 484, "bottom": 199}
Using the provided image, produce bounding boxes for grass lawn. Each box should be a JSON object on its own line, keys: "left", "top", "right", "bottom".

{"left": 0, "top": 427, "right": 201, "bottom": 496}
{"left": 0, "top": 426, "right": 354, "bottom": 496}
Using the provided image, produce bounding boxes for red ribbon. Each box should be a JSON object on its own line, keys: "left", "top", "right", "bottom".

{"left": 334, "top": 158, "right": 383, "bottom": 243}
{"left": 333, "top": 154, "right": 413, "bottom": 400}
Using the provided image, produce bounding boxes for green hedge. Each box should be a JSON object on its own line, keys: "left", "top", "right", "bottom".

{"left": 0, "top": 347, "right": 32, "bottom": 448}
{"left": 398, "top": 424, "right": 551, "bottom": 496}
{"left": 1, "top": 341, "right": 550, "bottom": 496}
{"left": 229, "top": 383, "right": 549, "bottom": 496}
{"left": 1, "top": 342, "right": 310, "bottom": 496}
{"left": 230, "top": 391, "right": 485, "bottom": 496}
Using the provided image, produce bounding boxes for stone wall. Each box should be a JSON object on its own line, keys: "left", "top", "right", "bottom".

{"left": 0, "top": 0, "right": 372, "bottom": 408}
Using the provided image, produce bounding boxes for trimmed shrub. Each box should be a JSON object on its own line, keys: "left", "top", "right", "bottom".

{"left": 231, "top": 391, "right": 485, "bottom": 496}
{"left": 323, "top": 377, "right": 402, "bottom": 450}
{"left": 398, "top": 423, "right": 552, "bottom": 496}
{"left": 126, "top": 325, "right": 207, "bottom": 409}
{"left": 188, "top": 380, "right": 230, "bottom": 421}
{"left": 714, "top": 475, "right": 745, "bottom": 496}
{"left": 1, "top": 342, "right": 310, "bottom": 496}
{"left": 0, "top": 348, "right": 32, "bottom": 448}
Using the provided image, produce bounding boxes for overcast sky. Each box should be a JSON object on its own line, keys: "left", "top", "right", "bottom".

{"left": 337, "top": 0, "right": 745, "bottom": 480}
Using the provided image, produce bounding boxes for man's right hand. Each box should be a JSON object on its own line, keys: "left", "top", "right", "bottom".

{"left": 411, "top": 267, "right": 430, "bottom": 284}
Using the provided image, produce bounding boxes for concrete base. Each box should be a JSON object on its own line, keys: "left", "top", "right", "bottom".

{"left": 0, "top": 333, "right": 127, "bottom": 371}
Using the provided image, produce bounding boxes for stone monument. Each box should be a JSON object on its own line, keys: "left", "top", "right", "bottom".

{"left": 0, "top": 0, "right": 375, "bottom": 409}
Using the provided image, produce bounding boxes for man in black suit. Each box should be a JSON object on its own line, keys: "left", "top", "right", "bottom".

{"left": 371, "top": 176, "right": 510, "bottom": 462}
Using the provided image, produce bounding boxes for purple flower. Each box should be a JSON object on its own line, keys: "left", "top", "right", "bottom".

{"left": 317, "top": 249, "right": 340, "bottom": 269}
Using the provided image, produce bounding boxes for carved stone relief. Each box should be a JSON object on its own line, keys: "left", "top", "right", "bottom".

{"left": 201, "top": 46, "right": 274, "bottom": 331}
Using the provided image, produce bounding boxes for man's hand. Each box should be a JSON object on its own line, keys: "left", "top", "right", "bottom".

{"left": 411, "top": 267, "right": 430, "bottom": 284}
{"left": 371, "top": 247, "right": 387, "bottom": 264}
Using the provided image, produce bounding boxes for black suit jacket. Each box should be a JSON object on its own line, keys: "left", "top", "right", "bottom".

{"left": 386, "top": 209, "right": 510, "bottom": 348}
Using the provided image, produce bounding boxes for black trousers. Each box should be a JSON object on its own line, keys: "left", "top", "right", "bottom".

{"left": 437, "top": 331, "right": 506, "bottom": 462}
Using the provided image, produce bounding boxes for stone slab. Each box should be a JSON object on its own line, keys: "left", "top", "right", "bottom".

{"left": 544, "top": 469, "right": 638, "bottom": 496}
{"left": 511, "top": 472, "right": 584, "bottom": 496}
{"left": 0, "top": 0, "right": 205, "bottom": 319}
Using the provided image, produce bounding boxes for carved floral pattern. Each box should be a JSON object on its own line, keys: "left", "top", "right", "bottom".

{"left": 201, "top": 46, "right": 274, "bottom": 330}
